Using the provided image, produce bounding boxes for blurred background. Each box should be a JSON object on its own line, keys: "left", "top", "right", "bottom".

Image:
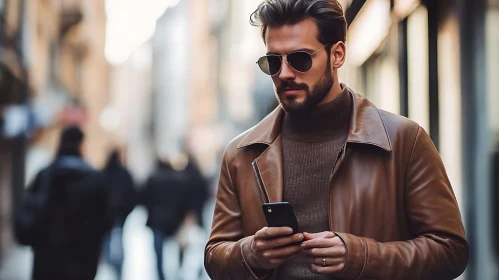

{"left": 0, "top": 0, "right": 497, "bottom": 279}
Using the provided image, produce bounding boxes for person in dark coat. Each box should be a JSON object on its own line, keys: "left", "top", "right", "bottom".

{"left": 102, "top": 149, "right": 137, "bottom": 280}
{"left": 183, "top": 153, "right": 209, "bottom": 228}
{"left": 142, "top": 158, "right": 190, "bottom": 280}
{"left": 25, "top": 126, "right": 112, "bottom": 280}
{"left": 178, "top": 153, "right": 210, "bottom": 279}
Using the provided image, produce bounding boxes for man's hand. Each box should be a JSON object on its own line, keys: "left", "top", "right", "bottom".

{"left": 245, "top": 227, "right": 304, "bottom": 270}
{"left": 301, "top": 231, "right": 346, "bottom": 275}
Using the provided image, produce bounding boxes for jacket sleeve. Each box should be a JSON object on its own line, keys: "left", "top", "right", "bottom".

{"left": 204, "top": 147, "right": 273, "bottom": 280}
{"left": 334, "top": 126, "right": 469, "bottom": 280}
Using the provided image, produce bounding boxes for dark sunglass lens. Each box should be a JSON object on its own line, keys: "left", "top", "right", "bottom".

{"left": 258, "top": 55, "right": 281, "bottom": 75}
{"left": 288, "top": 52, "right": 313, "bottom": 72}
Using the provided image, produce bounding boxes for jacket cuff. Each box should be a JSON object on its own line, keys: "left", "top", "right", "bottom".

{"left": 241, "top": 237, "right": 274, "bottom": 280}
{"left": 334, "top": 232, "right": 367, "bottom": 280}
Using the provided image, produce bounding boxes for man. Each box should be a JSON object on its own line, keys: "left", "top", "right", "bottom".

{"left": 16, "top": 126, "right": 112, "bottom": 280}
{"left": 204, "top": 0, "right": 468, "bottom": 279}
{"left": 142, "top": 156, "right": 191, "bottom": 280}
{"left": 102, "top": 149, "right": 137, "bottom": 280}
{"left": 184, "top": 152, "right": 209, "bottom": 229}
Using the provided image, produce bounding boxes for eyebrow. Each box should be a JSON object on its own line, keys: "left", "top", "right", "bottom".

{"left": 266, "top": 48, "right": 315, "bottom": 55}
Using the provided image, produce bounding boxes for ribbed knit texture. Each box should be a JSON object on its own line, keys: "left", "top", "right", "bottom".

{"left": 276, "top": 87, "right": 352, "bottom": 280}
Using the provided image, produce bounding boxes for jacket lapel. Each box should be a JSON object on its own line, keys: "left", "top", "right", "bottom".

{"left": 253, "top": 135, "right": 284, "bottom": 202}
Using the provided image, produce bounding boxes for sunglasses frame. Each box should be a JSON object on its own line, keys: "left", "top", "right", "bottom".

{"left": 256, "top": 43, "right": 330, "bottom": 76}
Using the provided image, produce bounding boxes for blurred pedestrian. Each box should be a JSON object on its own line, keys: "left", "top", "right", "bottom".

{"left": 14, "top": 125, "right": 112, "bottom": 280}
{"left": 183, "top": 153, "right": 209, "bottom": 229}
{"left": 173, "top": 152, "right": 210, "bottom": 279}
{"left": 102, "top": 148, "right": 138, "bottom": 280}
{"left": 142, "top": 157, "right": 190, "bottom": 280}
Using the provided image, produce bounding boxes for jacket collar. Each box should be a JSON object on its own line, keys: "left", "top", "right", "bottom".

{"left": 55, "top": 156, "right": 93, "bottom": 171}
{"left": 237, "top": 87, "right": 392, "bottom": 152}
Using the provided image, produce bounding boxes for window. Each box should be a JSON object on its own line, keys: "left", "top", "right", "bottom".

{"left": 437, "top": 14, "right": 462, "bottom": 209}
{"left": 407, "top": 5, "right": 430, "bottom": 133}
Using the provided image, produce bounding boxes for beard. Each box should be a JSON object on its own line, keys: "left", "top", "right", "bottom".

{"left": 274, "top": 60, "right": 334, "bottom": 116}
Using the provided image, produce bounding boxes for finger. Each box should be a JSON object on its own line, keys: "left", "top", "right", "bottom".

{"left": 256, "top": 227, "right": 294, "bottom": 239}
{"left": 303, "top": 231, "right": 335, "bottom": 240}
{"left": 256, "top": 233, "right": 304, "bottom": 250}
{"left": 302, "top": 238, "right": 336, "bottom": 249}
{"left": 263, "top": 244, "right": 302, "bottom": 259}
{"left": 302, "top": 236, "right": 343, "bottom": 249}
{"left": 268, "top": 250, "right": 302, "bottom": 266}
{"left": 303, "top": 247, "right": 341, "bottom": 258}
{"left": 304, "top": 247, "right": 333, "bottom": 257}
{"left": 310, "top": 263, "right": 345, "bottom": 275}
{"left": 306, "top": 246, "right": 346, "bottom": 258}
{"left": 309, "top": 257, "right": 344, "bottom": 267}
{"left": 267, "top": 257, "right": 288, "bottom": 266}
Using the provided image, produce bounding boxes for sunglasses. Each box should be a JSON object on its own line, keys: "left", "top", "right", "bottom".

{"left": 256, "top": 44, "right": 329, "bottom": 76}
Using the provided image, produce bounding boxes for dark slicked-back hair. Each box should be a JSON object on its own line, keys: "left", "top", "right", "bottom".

{"left": 57, "top": 125, "right": 84, "bottom": 157}
{"left": 250, "top": 0, "right": 347, "bottom": 52}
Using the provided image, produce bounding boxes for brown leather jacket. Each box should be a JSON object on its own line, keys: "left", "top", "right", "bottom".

{"left": 205, "top": 90, "right": 468, "bottom": 280}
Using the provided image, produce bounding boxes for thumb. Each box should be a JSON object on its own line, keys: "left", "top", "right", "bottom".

{"left": 303, "top": 231, "right": 335, "bottom": 240}
{"left": 303, "top": 232, "right": 314, "bottom": 240}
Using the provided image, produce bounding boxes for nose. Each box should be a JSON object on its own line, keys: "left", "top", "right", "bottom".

{"left": 278, "top": 56, "right": 296, "bottom": 81}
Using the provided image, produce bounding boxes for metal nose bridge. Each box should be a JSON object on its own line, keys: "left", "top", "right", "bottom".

{"left": 280, "top": 54, "right": 294, "bottom": 71}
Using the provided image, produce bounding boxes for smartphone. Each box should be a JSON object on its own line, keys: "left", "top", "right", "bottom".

{"left": 262, "top": 202, "right": 299, "bottom": 234}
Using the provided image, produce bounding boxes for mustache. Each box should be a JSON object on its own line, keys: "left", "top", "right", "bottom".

{"left": 277, "top": 81, "right": 309, "bottom": 94}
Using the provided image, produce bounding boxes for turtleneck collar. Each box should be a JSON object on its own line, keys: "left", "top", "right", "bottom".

{"left": 281, "top": 85, "right": 352, "bottom": 143}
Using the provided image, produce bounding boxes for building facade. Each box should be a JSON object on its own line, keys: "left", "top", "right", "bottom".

{"left": 342, "top": 0, "right": 499, "bottom": 278}
{"left": 0, "top": 0, "right": 110, "bottom": 259}
{"left": 149, "top": 0, "right": 274, "bottom": 176}
{"left": 0, "top": 0, "right": 27, "bottom": 260}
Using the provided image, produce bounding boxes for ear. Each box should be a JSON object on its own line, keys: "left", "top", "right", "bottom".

{"left": 330, "top": 41, "right": 346, "bottom": 68}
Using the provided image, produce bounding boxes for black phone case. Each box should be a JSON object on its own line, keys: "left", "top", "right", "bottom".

{"left": 262, "top": 202, "right": 299, "bottom": 233}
